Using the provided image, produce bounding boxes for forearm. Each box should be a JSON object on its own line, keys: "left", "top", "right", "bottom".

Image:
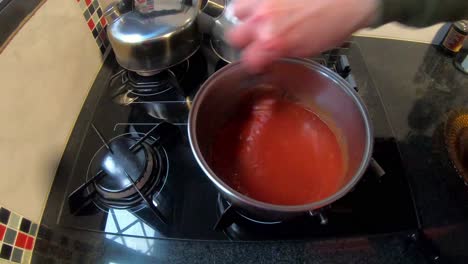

{"left": 374, "top": 0, "right": 468, "bottom": 27}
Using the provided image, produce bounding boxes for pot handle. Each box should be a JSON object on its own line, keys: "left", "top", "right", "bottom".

{"left": 202, "top": 0, "right": 226, "bottom": 18}
{"left": 370, "top": 158, "right": 386, "bottom": 178}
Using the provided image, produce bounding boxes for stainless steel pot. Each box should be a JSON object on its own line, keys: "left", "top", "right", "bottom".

{"left": 105, "top": 0, "right": 202, "bottom": 75}
{"left": 188, "top": 58, "right": 373, "bottom": 221}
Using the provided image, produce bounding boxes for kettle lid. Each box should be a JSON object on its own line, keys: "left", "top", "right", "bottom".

{"left": 110, "top": 0, "right": 199, "bottom": 44}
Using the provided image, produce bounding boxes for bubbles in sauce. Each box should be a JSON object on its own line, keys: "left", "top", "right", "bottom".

{"left": 210, "top": 93, "right": 345, "bottom": 205}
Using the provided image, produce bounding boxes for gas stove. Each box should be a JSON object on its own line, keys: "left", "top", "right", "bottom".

{"left": 56, "top": 40, "right": 419, "bottom": 241}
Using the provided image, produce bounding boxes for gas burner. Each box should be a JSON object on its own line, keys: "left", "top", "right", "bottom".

{"left": 113, "top": 66, "right": 186, "bottom": 99}
{"left": 110, "top": 68, "right": 188, "bottom": 122}
{"left": 123, "top": 58, "right": 191, "bottom": 96}
{"left": 110, "top": 50, "right": 206, "bottom": 98}
{"left": 109, "top": 50, "right": 208, "bottom": 122}
{"left": 216, "top": 194, "right": 282, "bottom": 227}
{"left": 87, "top": 135, "right": 167, "bottom": 211}
{"left": 215, "top": 194, "right": 336, "bottom": 241}
{"left": 68, "top": 123, "right": 177, "bottom": 224}
{"left": 125, "top": 70, "right": 177, "bottom": 96}
{"left": 135, "top": 69, "right": 164, "bottom": 77}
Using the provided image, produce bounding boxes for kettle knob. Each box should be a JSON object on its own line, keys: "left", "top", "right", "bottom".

{"left": 104, "top": 0, "right": 133, "bottom": 24}
{"left": 202, "top": 0, "right": 226, "bottom": 18}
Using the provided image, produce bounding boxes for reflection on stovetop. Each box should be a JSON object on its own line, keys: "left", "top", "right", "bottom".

{"left": 58, "top": 42, "right": 419, "bottom": 241}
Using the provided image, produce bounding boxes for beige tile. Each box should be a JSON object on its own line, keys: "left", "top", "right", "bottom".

{"left": 0, "top": 258, "right": 11, "bottom": 264}
{"left": 78, "top": 0, "right": 87, "bottom": 11}
{"left": 0, "top": 0, "right": 102, "bottom": 223}
{"left": 97, "top": 0, "right": 114, "bottom": 10}
{"left": 22, "top": 251, "right": 31, "bottom": 264}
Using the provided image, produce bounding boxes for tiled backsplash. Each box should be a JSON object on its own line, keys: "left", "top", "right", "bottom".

{"left": 76, "top": 0, "right": 109, "bottom": 55}
{"left": 0, "top": 207, "right": 38, "bottom": 263}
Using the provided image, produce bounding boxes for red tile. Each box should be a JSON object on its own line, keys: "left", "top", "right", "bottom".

{"left": 0, "top": 224, "right": 6, "bottom": 241}
{"left": 85, "top": 0, "right": 92, "bottom": 6}
{"left": 15, "top": 232, "right": 27, "bottom": 248}
{"left": 87, "top": 19, "right": 95, "bottom": 30}
{"left": 100, "top": 17, "right": 107, "bottom": 27}
{"left": 25, "top": 236, "right": 34, "bottom": 250}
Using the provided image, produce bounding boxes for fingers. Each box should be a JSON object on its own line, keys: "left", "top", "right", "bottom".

{"left": 226, "top": 16, "right": 256, "bottom": 49}
{"left": 241, "top": 40, "right": 282, "bottom": 73}
{"left": 228, "top": 23, "right": 286, "bottom": 72}
{"left": 227, "top": 0, "right": 346, "bottom": 72}
{"left": 225, "top": 0, "right": 379, "bottom": 73}
{"left": 232, "top": 0, "right": 258, "bottom": 20}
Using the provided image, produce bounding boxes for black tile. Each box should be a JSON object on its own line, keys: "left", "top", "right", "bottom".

{"left": 0, "top": 244, "right": 13, "bottom": 260}
{"left": 0, "top": 208, "right": 10, "bottom": 224}
{"left": 96, "top": 7, "right": 102, "bottom": 18}
{"left": 99, "top": 45, "right": 106, "bottom": 55}
{"left": 19, "top": 218, "right": 31, "bottom": 233}
{"left": 92, "top": 28, "right": 99, "bottom": 38}
{"left": 98, "top": 31, "right": 106, "bottom": 42}
{"left": 88, "top": 4, "right": 95, "bottom": 16}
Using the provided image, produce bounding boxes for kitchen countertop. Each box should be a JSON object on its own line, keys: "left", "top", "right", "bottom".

{"left": 33, "top": 37, "right": 468, "bottom": 263}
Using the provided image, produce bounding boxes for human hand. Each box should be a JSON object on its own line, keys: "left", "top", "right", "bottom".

{"left": 227, "top": 0, "right": 379, "bottom": 72}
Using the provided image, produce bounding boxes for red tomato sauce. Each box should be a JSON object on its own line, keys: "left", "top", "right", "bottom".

{"left": 210, "top": 94, "right": 345, "bottom": 205}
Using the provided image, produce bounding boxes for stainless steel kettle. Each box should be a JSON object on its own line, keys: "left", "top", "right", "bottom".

{"left": 201, "top": 0, "right": 240, "bottom": 63}
{"left": 104, "top": 0, "right": 202, "bottom": 75}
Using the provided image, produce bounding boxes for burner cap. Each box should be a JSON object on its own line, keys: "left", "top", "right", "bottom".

{"left": 97, "top": 138, "right": 148, "bottom": 193}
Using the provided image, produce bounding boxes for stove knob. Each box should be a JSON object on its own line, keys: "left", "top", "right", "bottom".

{"left": 346, "top": 74, "right": 358, "bottom": 92}
{"left": 337, "top": 55, "right": 351, "bottom": 78}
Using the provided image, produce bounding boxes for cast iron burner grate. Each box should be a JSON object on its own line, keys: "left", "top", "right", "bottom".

{"left": 67, "top": 123, "right": 176, "bottom": 224}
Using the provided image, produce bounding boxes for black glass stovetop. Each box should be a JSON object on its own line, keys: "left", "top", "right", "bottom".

{"left": 57, "top": 41, "right": 419, "bottom": 241}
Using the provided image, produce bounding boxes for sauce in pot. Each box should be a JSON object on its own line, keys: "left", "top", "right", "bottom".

{"left": 211, "top": 93, "right": 345, "bottom": 205}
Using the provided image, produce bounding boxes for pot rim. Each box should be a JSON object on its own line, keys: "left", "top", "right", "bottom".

{"left": 188, "top": 58, "right": 374, "bottom": 213}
